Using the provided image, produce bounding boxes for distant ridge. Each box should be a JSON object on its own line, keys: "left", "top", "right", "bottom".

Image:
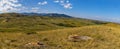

{"left": 21, "top": 13, "right": 73, "bottom": 18}
{"left": 0, "top": 13, "right": 73, "bottom": 18}
{"left": 0, "top": 13, "right": 26, "bottom": 17}
{"left": 0, "top": 13, "right": 119, "bottom": 24}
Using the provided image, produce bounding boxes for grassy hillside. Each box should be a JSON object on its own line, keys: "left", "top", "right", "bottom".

{"left": 0, "top": 13, "right": 108, "bottom": 33}
{"left": 0, "top": 25, "right": 120, "bottom": 49}
{"left": 0, "top": 13, "right": 120, "bottom": 49}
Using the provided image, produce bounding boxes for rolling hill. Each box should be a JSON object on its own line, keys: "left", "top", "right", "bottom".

{"left": 21, "top": 13, "right": 73, "bottom": 18}
{"left": 0, "top": 13, "right": 108, "bottom": 33}
{"left": 0, "top": 25, "right": 120, "bottom": 49}
{"left": 0, "top": 13, "right": 120, "bottom": 49}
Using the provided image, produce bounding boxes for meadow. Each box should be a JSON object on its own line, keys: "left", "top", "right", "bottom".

{"left": 0, "top": 13, "right": 120, "bottom": 49}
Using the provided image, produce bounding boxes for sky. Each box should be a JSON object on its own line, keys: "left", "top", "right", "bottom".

{"left": 0, "top": 0, "right": 120, "bottom": 23}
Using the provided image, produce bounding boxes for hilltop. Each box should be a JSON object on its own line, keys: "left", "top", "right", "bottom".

{"left": 0, "top": 13, "right": 109, "bottom": 32}
{"left": 21, "top": 13, "right": 73, "bottom": 18}
{"left": 0, "top": 13, "right": 120, "bottom": 49}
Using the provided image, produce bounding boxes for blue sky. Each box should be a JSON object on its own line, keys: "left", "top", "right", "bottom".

{"left": 0, "top": 0, "right": 120, "bottom": 23}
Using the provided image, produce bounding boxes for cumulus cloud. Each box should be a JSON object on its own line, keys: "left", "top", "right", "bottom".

{"left": 0, "top": 0, "right": 22, "bottom": 13}
{"left": 54, "top": 0, "right": 72, "bottom": 9}
{"left": 38, "top": 1, "right": 48, "bottom": 5}
{"left": 0, "top": 0, "right": 73, "bottom": 13}
{"left": 61, "top": 3, "right": 72, "bottom": 9}
{"left": 37, "top": 0, "right": 72, "bottom": 9}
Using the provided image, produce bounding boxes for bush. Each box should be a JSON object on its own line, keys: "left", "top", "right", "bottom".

{"left": 56, "top": 23, "right": 75, "bottom": 27}
{"left": 26, "top": 31, "right": 37, "bottom": 35}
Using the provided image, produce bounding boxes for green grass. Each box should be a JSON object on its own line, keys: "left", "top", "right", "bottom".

{"left": 0, "top": 13, "right": 120, "bottom": 49}
{"left": 0, "top": 25, "right": 120, "bottom": 49}
{"left": 0, "top": 13, "right": 108, "bottom": 32}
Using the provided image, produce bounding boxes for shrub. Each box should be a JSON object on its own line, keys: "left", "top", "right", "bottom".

{"left": 26, "top": 31, "right": 37, "bottom": 35}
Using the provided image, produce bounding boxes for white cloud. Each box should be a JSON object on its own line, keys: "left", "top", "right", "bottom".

{"left": 38, "top": 0, "right": 73, "bottom": 9}
{"left": 62, "top": 3, "right": 72, "bottom": 9}
{"left": 0, "top": 0, "right": 22, "bottom": 13}
{"left": 66, "top": 0, "right": 69, "bottom": 3}
{"left": 54, "top": 0, "right": 60, "bottom": 3}
{"left": 38, "top": 1, "right": 48, "bottom": 5}
{"left": 54, "top": 0, "right": 72, "bottom": 9}
{"left": 31, "top": 7, "right": 39, "bottom": 10}
{"left": 0, "top": 0, "right": 73, "bottom": 13}
{"left": 30, "top": 7, "right": 40, "bottom": 13}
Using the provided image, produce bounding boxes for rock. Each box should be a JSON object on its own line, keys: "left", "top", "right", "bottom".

{"left": 24, "top": 41, "right": 47, "bottom": 49}
{"left": 25, "top": 41, "right": 44, "bottom": 46}
{"left": 23, "top": 42, "right": 46, "bottom": 49}
{"left": 68, "top": 34, "right": 93, "bottom": 42}
{"left": 23, "top": 42, "right": 47, "bottom": 49}
{"left": 79, "top": 36, "right": 93, "bottom": 41}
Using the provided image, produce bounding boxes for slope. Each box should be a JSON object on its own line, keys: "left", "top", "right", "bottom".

{"left": 0, "top": 13, "right": 108, "bottom": 32}
{"left": 0, "top": 25, "right": 120, "bottom": 49}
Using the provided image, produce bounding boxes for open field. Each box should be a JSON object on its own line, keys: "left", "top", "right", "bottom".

{"left": 0, "top": 13, "right": 120, "bottom": 49}
{"left": 0, "top": 25, "right": 120, "bottom": 49}
{"left": 0, "top": 13, "right": 108, "bottom": 33}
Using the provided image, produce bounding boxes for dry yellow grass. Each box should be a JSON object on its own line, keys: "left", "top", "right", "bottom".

{"left": 0, "top": 25, "right": 120, "bottom": 49}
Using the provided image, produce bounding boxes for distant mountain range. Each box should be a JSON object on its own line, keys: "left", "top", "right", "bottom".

{"left": 0, "top": 13, "right": 119, "bottom": 24}
{"left": 21, "top": 13, "right": 73, "bottom": 18}
{"left": 0, "top": 13, "right": 73, "bottom": 18}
